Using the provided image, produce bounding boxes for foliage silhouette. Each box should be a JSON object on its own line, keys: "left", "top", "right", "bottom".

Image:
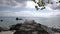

{"left": 32, "top": 0, "right": 60, "bottom": 10}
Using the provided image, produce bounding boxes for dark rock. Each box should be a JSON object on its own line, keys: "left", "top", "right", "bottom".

{"left": 10, "top": 20, "right": 49, "bottom": 34}
{"left": 0, "top": 27, "right": 4, "bottom": 32}
{"left": 9, "top": 23, "right": 22, "bottom": 31}
{"left": 16, "top": 17, "right": 23, "bottom": 20}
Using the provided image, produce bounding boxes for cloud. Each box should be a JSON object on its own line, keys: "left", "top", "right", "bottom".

{"left": 0, "top": 11, "right": 34, "bottom": 17}
{"left": 46, "top": 0, "right": 60, "bottom": 10}
{"left": 0, "top": 10, "right": 60, "bottom": 17}
{"left": 26, "top": 1, "right": 35, "bottom": 8}
{"left": 0, "top": 0, "right": 60, "bottom": 10}
{"left": 25, "top": 0, "right": 60, "bottom": 10}
{"left": 0, "top": 0, "right": 36, "bottom": 12}
{"left": 0, "top": 0, "right": 60, "bottom": 17}
{"left": 0, "top": 6, "right": 35, "bottom": 11}
{"left": 54, "top": 5, "right": 60, "bottom": 9}
{"left": 0, "top": 0, "right": 28, "bottom": 8}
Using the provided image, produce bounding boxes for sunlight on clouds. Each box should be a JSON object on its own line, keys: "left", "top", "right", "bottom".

{"left": 26, "top": 1, "right": 35, "bottom": 8}
{"left": 0, "top": 10, "right": 60, "bottom": 17}
{"left": 14, "top": 10, "right": 60, "bottom": 17}
{"left": 14, "top": 11, "right": 50, "bottom": 17}
{"left": 32, "top": 11, "right": 52, "bottom": 17}
{"left": 15, "top": 11, "right": 34, "bottom": 17}
{"left": 26, "top": 0, "right": 60, "bottom": 10}
{"left": 45, "top": 6, "right": 53, "bottom": 10}
{"left": 13, "top": 3, "right": 26, "bottom": 8}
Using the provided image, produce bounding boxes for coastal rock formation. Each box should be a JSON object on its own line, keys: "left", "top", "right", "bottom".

{"left": 0, "top": 27, "right": 9, "bottom": 32}
{"left": 10, "top": 20, "right": 49, "bottom": 34}
{"left": 0, "top": 27, "right": 3, "bottom": 32}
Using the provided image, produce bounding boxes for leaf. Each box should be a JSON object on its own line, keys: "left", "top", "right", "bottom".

{"left": 37, "top": 2, "right": 42, "bottom": 7}
{"left": 35, "top": 6, "right": 39, "bottom": 10}
{"left": 32, "top": 0, "right": 36, "bottom": 3}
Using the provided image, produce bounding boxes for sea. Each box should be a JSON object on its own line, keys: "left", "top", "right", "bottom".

{"left": 0, "top": 16, "right": 60, "bottom": 29}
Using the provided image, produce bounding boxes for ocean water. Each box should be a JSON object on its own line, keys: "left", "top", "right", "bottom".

{"left": 0, "top": 17, "right": 25, "bottom": 27}
{"left": 0, "top": 17, "right": 60, "bottom": 28}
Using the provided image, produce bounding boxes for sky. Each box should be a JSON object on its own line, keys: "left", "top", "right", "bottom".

{"left": 0, "top": 0, "right": 60, "bottom": 17}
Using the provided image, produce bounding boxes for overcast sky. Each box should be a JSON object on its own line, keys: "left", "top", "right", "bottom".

{"left": 0, "top": 0, "right": 60, "bottom": 17}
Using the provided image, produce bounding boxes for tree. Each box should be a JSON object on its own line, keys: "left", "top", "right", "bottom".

{"left": 32, "top": 0, "right": 60, "bottom": 10}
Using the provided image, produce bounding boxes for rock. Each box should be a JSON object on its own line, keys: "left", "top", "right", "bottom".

{"left": 10, "top": 20, "right": 49, "bottom": 34}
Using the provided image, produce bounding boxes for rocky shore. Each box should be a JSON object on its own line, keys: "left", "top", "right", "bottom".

{"left": 0, "top": 19, "right": 60, "bottom": 34}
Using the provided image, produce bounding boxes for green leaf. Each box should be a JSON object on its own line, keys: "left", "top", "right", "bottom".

{"left": 35, "top": 6, "right": 39, "bottom": 10}
{"left": 37, "top": 2, "right": 42, "bottom": 7}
